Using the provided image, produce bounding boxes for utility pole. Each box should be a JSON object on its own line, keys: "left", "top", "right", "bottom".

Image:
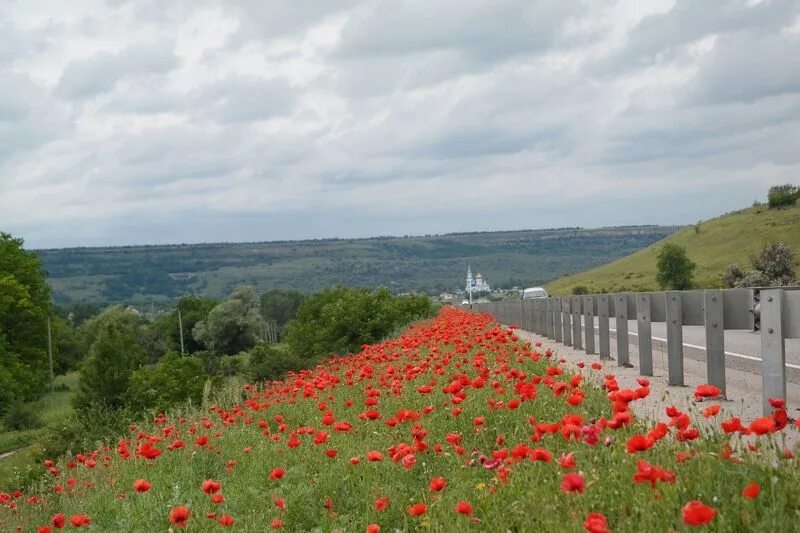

{"left": 47, "top": 316, "right": 54, "bottom": 392}
{"left": 177, "top": 306, "right": 186, "bottom": 356}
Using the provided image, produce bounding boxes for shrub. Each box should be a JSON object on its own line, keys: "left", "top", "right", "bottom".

{"left": 721, "top": 263, "right": 746, "bottom": 288}
{"left": 751, "top": 241, "right": 796, "bottom": 284}
{"left": 125, "top": 353, "right": 209, "bottom": 413}
{"left": 655, "top": 243, "right": 696, "bottom": 290}
{"left": 3, "top": 401, "right": 41, "bottom": 431}
{"left": 767, "top": 184, "right": 800, "bottom": 208}
{"left": 571, "top": 286, "right": 589, "bottom": 295}
{"left": 248, "top": 343, "right": 306, "bottom": 382}
{"left": 285, "top": 287, "right": 434, "bottom": 358}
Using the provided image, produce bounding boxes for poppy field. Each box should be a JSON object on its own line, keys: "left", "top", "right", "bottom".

{"left": 2, "top": 307, "right": 800, "bottom": 532}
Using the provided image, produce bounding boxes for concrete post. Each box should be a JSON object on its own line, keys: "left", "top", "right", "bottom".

{"left": 554, "top": 298, "right": 563, "bottom": 342}
{"left": 637, "top": 294, "right": 653, "bottom": 376}
{"left": 545, "top": 298, "right": 554, "bottom": 338}
{"left": 562, "top": 297, "right": 572, "bottom": 347}
{"left": 704, "top": 290, "right": 726, "bottom": 397}
{"left": 616, "top": 294, "right": 630, "bottom": 366}
{"left": 666, "top": 291, "right": 684, "bottom": 386}
{"left": 572, "top": 296, "right": 582, "bottom": 350}
{"left": 598, "top": 295, "right": 610, "bottom": 360}
{"left": 760, "top": 289, "right": 786, "bottom": 415}
{"left": 583, "top": 296, "right": 595, "bottom": 355}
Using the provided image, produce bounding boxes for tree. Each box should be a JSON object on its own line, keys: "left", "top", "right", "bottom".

{"left": 193, "top": 286, "right": 264, "bottom": 355}
{"left": 285, "top": 286, "right": 434, "bottom": 359}
{"left": 0, "top": 233, "right": 52, "bottom": 412}
{"left": 151, "top": 295, "right": 217, "bottom": 355}
{"left": 125, "top": 352, "right": 209, "bottom": 412}
{"left": 259, "top": 289, "right": 305, "bottom": 328}
{"left": 767, "top": 184, "right": 800, "bottom": 208}
{"left": 655, "top": 243, "right": 696, "bottom": 290}
{"left": 74, "top": 310, "right": 146, "bottom": 411}
{"left": 751, "top": 241, "right": 796, "bottom": 285}
{"left": 722, "top": 242, "right": 796, "bottom": 288}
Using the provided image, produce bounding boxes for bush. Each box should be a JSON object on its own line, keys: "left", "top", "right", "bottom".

{"left": 767, "top": 184, "right": 800, "bottom": 208}
{"left": 248, "top": 343, "right": 306, "bottom": 382}
{"left": 3, "top": 401, "right": 41, "bottom": 431}
{"left": 655, "top": 243, "right": 696, "bottom": 290}
{"left": 751, "top": 241, "right": 796, "bottom": 284}
{"left": 721, "top": 263, "right": 746, "bottom": 288}
{"left": 125, "top": 353, "right": 209, "bottom": 413}
{"left": 285, "top": 287, "right": 434, "bottom": 358}
{"left": 571, "top": 286, "right": 589, "bottom": 295}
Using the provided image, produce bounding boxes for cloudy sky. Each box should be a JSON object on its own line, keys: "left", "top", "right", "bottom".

{"left": 1, "top": 0, "right": 799, "bottom": 248}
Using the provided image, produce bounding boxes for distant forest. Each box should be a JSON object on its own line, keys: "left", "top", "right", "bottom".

{"left": 35, "top": 225, "right": 679, "bottom": 307}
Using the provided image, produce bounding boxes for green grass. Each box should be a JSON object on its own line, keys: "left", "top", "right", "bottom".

{"left": 546, "top": 206, "right": 800, "bottom": 295}
{"left": 0, "top": 373, "right": 78, "bottom": 483}
{"left": 2, "top": 309, "right": 798, "bottom": 531}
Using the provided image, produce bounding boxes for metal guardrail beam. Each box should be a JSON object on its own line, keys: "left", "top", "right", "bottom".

{"left": 466, "top": 286, "right": 797, "bottom": 415}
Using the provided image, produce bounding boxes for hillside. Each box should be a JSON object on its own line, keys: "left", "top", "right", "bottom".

{"left": 34, "top": 225, "right": 678, "bottom": 306}
{"left": 4, "top": 308, "right": 799, "bottom": 531}
{"left": 546, "top": 206, "right": 800, "bottom": 295}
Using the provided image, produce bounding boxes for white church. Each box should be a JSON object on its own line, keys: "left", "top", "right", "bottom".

{"left": 465, "top": 265, "right": 491, "bottom": 294}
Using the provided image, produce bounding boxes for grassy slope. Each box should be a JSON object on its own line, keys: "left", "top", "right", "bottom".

{"left": 546, "top": 206, "right": 800, "bottom": 295}
{"left": 2, "top": 309, "right": 799, "bottom": 532}
{"left": 0, "top": 373, "right": 77, "bottom": 485}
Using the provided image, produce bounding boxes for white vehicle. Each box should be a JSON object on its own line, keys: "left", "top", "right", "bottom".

{"left": 522, "top": 287, "right": 549, "bottom": 300}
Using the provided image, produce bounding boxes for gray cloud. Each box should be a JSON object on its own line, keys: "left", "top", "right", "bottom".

{"left": 57, "top": 41, "right": 178, "bottom": 99}
{"left": 2, "top": 0, "right": 800, "bottom": 248}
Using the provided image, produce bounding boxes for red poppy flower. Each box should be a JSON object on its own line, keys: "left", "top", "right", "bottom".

{"left": 742, "top": 481, "right": 760, "bottom": 499}
{"left": 269, "top": 467, "right": 285, "bottom": 480}
{"left": 218, "top": 514, "right": 234, "bottom": 527}
{"left": 133, "top": 479, "right": 151, "bottom": 493}
{"left": 583, "top": 512, "right": 609, "bottom": 533}
{"left": 702, "top": 404, "right": 720, "bottom": 418}
{"left": 202, "top": 479, "right": 221, "bottom": 494}
{"left": 51, "top": 513, "right": 66, "bottom": 528}
{"left": 375, "top": 497, "right": 390, "bottom": 511}
{"left": 367, "top": 524, "right": 380, "bottom": 533}
{"left": 749, "top": 416, "right": 776, "bottom": 435}
{"left": 211, "top": 494, "right": 225, "bottom": 504}
{"left": 682, "top": 500, "right": 716, "bottom": 525}
{"left": 429, "top": 477, "right": 447, "bottom": 492}
{"left": 69, "top": 515, "right": 91, "bottom": 528}
{"left": 366, "top": 450, "right": 383, "bottom": 462}
{"left": 169, "top": 506, "right": 191, "bottom": 528}
{"left": 560, "top": 473, "right": 585, "bottom": 493}
{"left": 626, "top": 434, "right": 654, "bottom": 453}
{"left": 768, "top": 397, "right": 785, "bottom": 409}
{"left": 407, "top": 503, "right": 427, "bottom": 516}
{"left": 271, "top": 518, "right": 283, "bottom": 529}
{"left": 693, "top": 384, "right": 721, "bottom": 399}
{"left": 455, "top": 501, "right": 473, "bottom": 515}
{"left": 720, "top": 417, "right": 743, "bottom": 434}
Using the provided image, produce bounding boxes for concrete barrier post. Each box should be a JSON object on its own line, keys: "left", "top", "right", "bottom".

{"left": 704, "top": 290, "right": 726, "bottom": 397}
{"left": 554, "top": 298, "right": 563, "bottom": 342}
{"left": 572, "top": 296, "right": 582, "bottom": 350}
{"left": 666, "top": 291, "right": 684, "bottom": 386}
{"left": 638, "top": 294, "right": 653, "bottom": 376}
{"left": 616, "top": 294, "right": 630, "bottom": 366}
{"left": 562, "top": 297, "right": 572, "bottom": 346}
{"left": 583, "top": 295, "right": 595, "bottom": 355}
{"left": 598, "top": 295, "right": 610, "bottom": 360}
{"left": 760, "top": 289, "right": 786, "bottom": 415}
{"left": 545, "top": 298, "right": 554, "bottom": 338}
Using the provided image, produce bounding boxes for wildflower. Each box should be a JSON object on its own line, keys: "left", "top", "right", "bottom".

{"left": 455, "top": 501, "right": 473, "bottom": 515}
{"left": 407, "top": 503, "right": 427, "bottom": 516}
{"left": 375, "top": 497, "right": 390, "bottom": 511}
{"left": 133, "top": 479, "right": 151, "bottom": 493}
{"left": 560, "top": 473, "right": 585, "bottom": 493}
{"left": 429, "top": 477, "right": 447, "bottom": 492}
{"left": 742, "top": 481, "right": 760, "bottom": 500}
{"left": 682, "top": 501, "right": 716, "bottom": 526}
{"left": 583, "top": 513, "right": 609, "bottom": 533}
{"left": 169, "top": 506, "right": 191, "bottom": 528}
{"left": 269, "top": 467, "right": 285, "bottom": 480}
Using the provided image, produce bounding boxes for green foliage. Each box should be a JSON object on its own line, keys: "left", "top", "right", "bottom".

{"left": 285, "top": 286, "right": 434, "bottom": 358}
{"left": 74, "top": 311, "right": 146, "bottom": 412}
{"left": 571, "top": 285, "right": 589, "bottom": 295}
{"left": 247, "top": 343, "right": 306, "bottom": 381}
{"left": 2, "top": 401, "right": 42, "bottom": 431}
{"left": 259, "top": 289, "right": 305, "bottom": 329}
{"left": 767, "top": 184, "right": 800, "bottom": 208}
{"left": 152, "top": 295, "right": 217, "bottom": 354}
{"left": 656, "top": 243, "right": 696, "bottom": 290}
{"left": 0, "top": 232, "right": 52, "bottom": 412}
{"left": 193, "top": 286, "right": 264, "bottom": 355}
{"left": 125, "top": 353, "right": 209, "bottom": 413}
{"left": 724, "top": 241, "right": 797, "bottom": 288}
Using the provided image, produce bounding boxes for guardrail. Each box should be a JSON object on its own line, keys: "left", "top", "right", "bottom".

{"left": 469, "top": 287, "right": 800, "bottom": 415}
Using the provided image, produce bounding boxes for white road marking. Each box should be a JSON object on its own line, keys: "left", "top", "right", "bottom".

{"left": 603, "top": 328, "right": 800, "bottom": 371}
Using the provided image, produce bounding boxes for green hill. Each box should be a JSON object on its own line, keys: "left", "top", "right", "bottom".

{"left": 546, "top": 206, "right": 800, "bottom": 295}
{"left": 34, "top": 225, "right": 677, "bottom": 307}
